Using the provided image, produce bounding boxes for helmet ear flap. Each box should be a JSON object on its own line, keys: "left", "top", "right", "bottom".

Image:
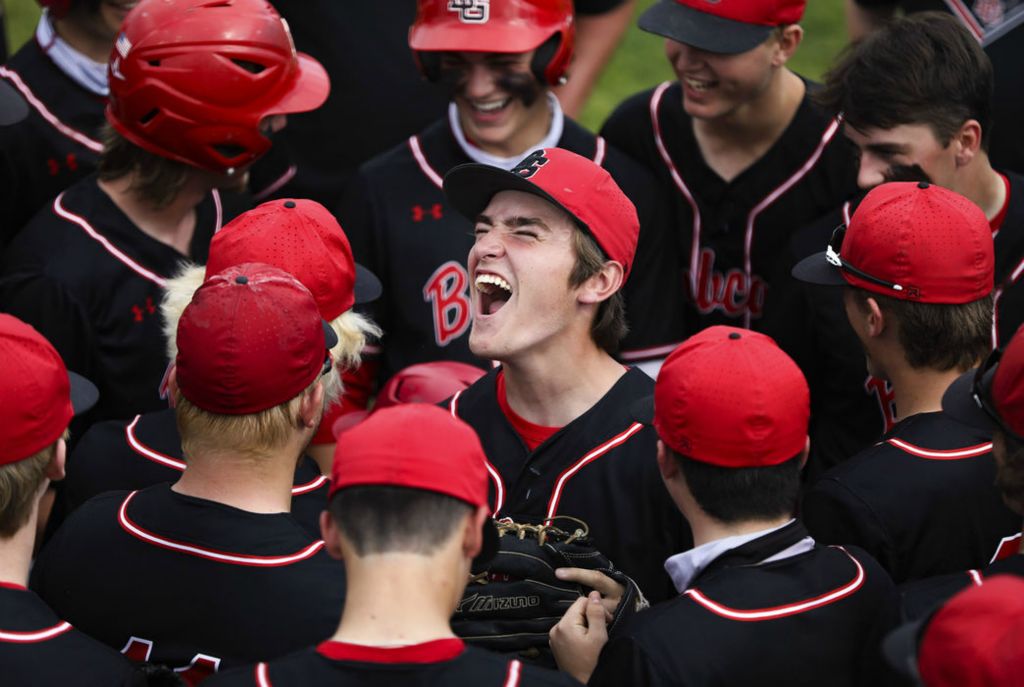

{"left": 531, "top": 33, "right": 564, "bottom": 86}
{"left": 415, "top": 51, "right": 442, "bottom": 82}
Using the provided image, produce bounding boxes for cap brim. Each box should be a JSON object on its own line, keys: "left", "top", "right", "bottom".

{"left": 443, "top": 163, "right": 587, "bottom": 233}
{"left": 68, "top": 371, "right": 99, "bottom": 416}
{"left": 268, "top": 52, "right": 331, "bottom": 116}
{"left": 882, "top": 617, "right": 927, "bottom": 682}
{"left": 792, "top": 251, "right": 849, "bottom": 286}
{"left": 942, "top": 367, "right": 997, "bottom": 432}
{"left": 630, "top": 395, "right": 655, "bottom": 426}
{"left": 353, "top": 263, "right": 382, "bottom": 305}
{"left": 638, "top": 0, "right": 774, "bottom": 55}
{"left": 472, "top": 518, "right": 499, "bottom": 569}
{"left": 322, "top": 319, "right": 339, "bottom": 349}
{"left": 0, "top": 80, "right": 28, "bottom": 126}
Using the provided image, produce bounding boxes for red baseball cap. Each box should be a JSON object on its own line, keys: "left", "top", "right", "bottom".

{"left": 443, "top": 148, "right": 639, "bottom": 280}
{"left": 175, "top": 264, "right": 338, "bottom": 415}
{"left": 205, "top": 199, "right": 381, "bottom": 321}
{"left": 884, "top": 575, "right": 1024, "bottom": 686}
{"left": 793, "top": 182, "right": 994, "bottom": 304}
{"left": 638, "top": 0, "right": 805, "bottom": 54}
{"left": 943, "top": 324, "right": 1024, "bottom": 440}
{"left": 648, "top": 326, "right": 809, "bottom": 467}
{"left": 0, "top": 315, "right": 98, "bottom": 465}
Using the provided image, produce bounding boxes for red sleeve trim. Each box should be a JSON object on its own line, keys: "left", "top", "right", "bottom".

{"left": 316, "top": 637, "right": 465, "bottom": 664}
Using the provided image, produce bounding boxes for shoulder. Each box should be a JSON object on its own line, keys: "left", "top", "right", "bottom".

{"left": 460, "top": 646, "right": 582, "bottom": 685}
{"left": 603, "top": 85, "right": 669, "bottom": 132}
{"left": 448, "top": 367, "right": 501, "bottom": 419}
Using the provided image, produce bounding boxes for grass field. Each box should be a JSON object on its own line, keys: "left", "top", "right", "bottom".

{"left": 2, "top": 0, "right": 849, "bottom": 130}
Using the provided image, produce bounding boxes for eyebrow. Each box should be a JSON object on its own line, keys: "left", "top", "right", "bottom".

{"left": 475, "top": 214, "right": 551, "bottom": 231}
{"left": 864, "top": 142, "right": 910, "bottom": 155}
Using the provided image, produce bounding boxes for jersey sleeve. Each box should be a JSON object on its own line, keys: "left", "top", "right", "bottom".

{"left": 599, "top": 90, "right": 660, "bottom": 172}
{"left": 589, "top": 635, "right": 669, "bottom": 687}
{"left": 802, "top": 478, "right": 895, "bottom": 577}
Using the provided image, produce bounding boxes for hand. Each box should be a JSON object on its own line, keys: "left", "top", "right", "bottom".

{"left": 555, "top": 567, "right": 626, "bottom": 622}
{"left": 550, "top": 591, "right": 608, "bottom": 684}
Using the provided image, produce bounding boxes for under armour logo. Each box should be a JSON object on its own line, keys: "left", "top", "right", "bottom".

{"left": 448, "top": 0, "right": 489, "bottom": 23}
{"left": 131, "top": 297, "right": 156, "bottom": 323}
{"left": 512, "top": 150, "right": 549, "bottom": 179}
{"left": 411, "top": 203, "right": 444, "bottom": 222}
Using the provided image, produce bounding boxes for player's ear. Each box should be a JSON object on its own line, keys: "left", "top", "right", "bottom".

{"left": 576, "top": 260, "right": 624, "bottom": 305}
{"left": 798, "top": 436, "right": 810, "bottom": 471}
{"left": 299, "top": 381, "right": 326, "bottom": 429}
{"left": 655, "top": 440, "right": 679, "bottom": 481}
{"left": 772, "top": 24, "right": 803, "bottom": 66}
{"left": 320, "top": 510, "right": 344, "bottom": 560}
{"left": 166, "top": 366, "right": 179, "bottom": 408}
{"left": 953, "top": 119, "right": 983, "bottom": 167}
{"left": 45, "top": 436, "right": 67, "bottom": 483}
{"left": 462, "top": 505, "right": 489, "bottom": 559}
{"left": 864, "top": 296, "right": 886, "bottom": 338}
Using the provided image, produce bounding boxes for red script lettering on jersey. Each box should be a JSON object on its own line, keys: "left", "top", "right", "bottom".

{"left": 423, "top": 261, "right": 472, "bottom": 346}
{"left": 689, "top": 248, "right": 767, "bottom": 319}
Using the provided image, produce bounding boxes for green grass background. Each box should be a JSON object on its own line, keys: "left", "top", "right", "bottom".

{"left": 1, "top": 0, "right": 847, "bottom": 131}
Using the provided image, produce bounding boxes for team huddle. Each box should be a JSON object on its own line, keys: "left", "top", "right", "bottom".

{"left": 1, "top": 0, "right": 1023, "bottom": 685}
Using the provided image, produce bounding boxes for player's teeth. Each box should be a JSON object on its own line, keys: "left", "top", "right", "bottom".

{"left": 475, "top": 274, "right": 512, "bottom": 294}
{"left": 685, "top": 77, "right": 715, "bottom": 92}
{"left": 474, "top": 99, "right": 509, "bottom": 113}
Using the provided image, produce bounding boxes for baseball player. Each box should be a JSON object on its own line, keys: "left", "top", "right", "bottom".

{"left": 205, "top": 404, "right": 580, "bottom": 686}
{"left": 31, "top": 264, "right": 347, "bottom": 682}
{"left": 549, "top": 326, "right": 898, "bottom": 686}
{"left": 0, "top": 0, "right": 329, "bottom": 426}
{"left": 600, "top": 0, "right": 858, "bottom": 334}
{"left": 441, "top": 147, "right": 691, "bottom": 604}
{"left": 53, "top": 199, "right": 380, "bottom": 537}
{"left": 896, "top": 324, "right": 1024, "bottom": 619}
{"left": 0, "top": 314, "right": 141, "bottom": 685}
{"left": 793, "top": 181, "right": 1020, "bottom": 583}
{"left": 0, "top": 0, "right": 125, "bottom": 247}
{"left": 339, "top": 0, "right": 683, "bottom": 406}
{"left": 766, "top": 13, "right": 1024, "bottom": 478}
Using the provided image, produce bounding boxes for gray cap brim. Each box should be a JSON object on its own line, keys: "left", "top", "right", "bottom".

{"left": 882, "top": 617, "right": 927, "bottom": 682}
{"left": 353, "top": 263, "right": 382, "bottom": 305}
{"left": 792, "top": 251, "right": 848, "bottom": 286}
{"left": 68, "top": 371, "right": 99, "bottom": 416}
{"left": 638, "top": 0, "right": 774, "bottom": 55}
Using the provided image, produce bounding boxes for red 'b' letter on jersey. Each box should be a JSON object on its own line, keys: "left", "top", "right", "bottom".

{"left": 423, "top": 261, "right": 472, "bottom": 347}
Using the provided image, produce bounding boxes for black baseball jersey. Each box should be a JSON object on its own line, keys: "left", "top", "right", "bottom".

{"left": 204, "top": 639, "right": 581, "bottom": 686}
{"left": 0, "top": 583, "right": 141, "bottom": 686}
{"left": 899, "top": 550, "right": 1024, "bottom": 621}
{"left": 448, "top": 367, "right": 691, "bottom": 603}
{"left": 56, "top": 407, "right": 329, "bottom": 539}
{"left": 0, "top": 175, "right": 249, "bottom": 424}
{"left": 766, "top": 170, "right": 1024, "bottom": 479}
{"left": 0, "top": 37, "right": 105, "bottom": 249}
{"left": 601, "top": 80, "right": 858, "bottom": 333}
{"left": 340, "top": 116, "right": 682, "bottom": 386}
{"left": 802, "top": 412, "right": 1021, "bottom": 584}
{"left": 31, "top": 484, "right": 345, "bottom": 682}
{"left": 589, "top": 522, "right": 898, "bottom": 687}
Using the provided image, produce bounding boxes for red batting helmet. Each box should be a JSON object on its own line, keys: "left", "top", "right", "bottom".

{"left": 106, "top": 0, "right": 329, "bottom": 173}
{"left": 409, "top": 0, "right": 575, "bottom": 86}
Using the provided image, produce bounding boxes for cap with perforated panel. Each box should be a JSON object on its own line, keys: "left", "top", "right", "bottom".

{"left": 638, "top": 0, "right": 806, "bottom": 55}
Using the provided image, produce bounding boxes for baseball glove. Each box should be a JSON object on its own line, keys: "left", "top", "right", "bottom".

{"left": 451, "top": 516, "right": 648, "bottom": 657}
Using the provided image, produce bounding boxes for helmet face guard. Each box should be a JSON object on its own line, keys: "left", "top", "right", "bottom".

{"left": 409, "top": 0, "right": 574, "bottom": 87}
{"left": 106, "top": 0, "right": 329, "bottom": 173}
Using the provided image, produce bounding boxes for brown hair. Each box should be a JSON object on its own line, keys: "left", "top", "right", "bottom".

{"left": 0, "top": 433, "right": 65, "bottom": 538}
{"left": 98, "top": 124, "right": 192, "bottom": 209}
{"left": 569, "top": 229, "right": 628, "bottom": 354}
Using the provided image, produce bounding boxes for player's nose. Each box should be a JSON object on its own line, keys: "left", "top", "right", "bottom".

{"left": 463, "top": 62, "right": 498, "bottom": 99}
{"left": 856, "top": 158, "right": 887, "bottom": 191}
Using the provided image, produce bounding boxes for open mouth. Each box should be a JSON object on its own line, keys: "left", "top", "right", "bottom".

{"left": 684, "top": 76, "right": 718, "bottom": 93}
{"left": 475, "top": 273, "right": 513, "bottom": 316}
{"left": 470, "top": 98, "right": 512, "bottom": 115}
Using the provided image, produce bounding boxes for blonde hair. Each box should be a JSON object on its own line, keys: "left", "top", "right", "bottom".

{"left": 0, "top": 431, "right": 66, "bottom": 538}
{"left": 162, "top": 263, "right": 381, "bottom": 406}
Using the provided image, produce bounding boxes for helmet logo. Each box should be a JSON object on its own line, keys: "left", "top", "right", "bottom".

{"left": 115, "top": 32, "right": 132, "bottom": 59}
{"left": 447, "top": 0, "right": 489, "bottom": 23}
{"left": 512, "top": 150, "right": 548, "bottom": 179}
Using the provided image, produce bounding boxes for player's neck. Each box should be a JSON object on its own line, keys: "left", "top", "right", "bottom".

{"left": 689, "top": 513, "right": 793, "bottom": 550}
{"left": 886, "top": 363, "right": 972, "bottom": 423}
{"left": 98, "top": 174, "right": 207, "bottom": 256}
{"left": 332, "top": 553, "right": 462, "bottom": 646}
{"left": 0, "top": 511, "right": 38, "bottom": 588}
{"left": 955, "top": 155, "right": 1006, "bottom": 222}
{"left": 501, "top": 342, "right": 625, "bottom": 428}
{"left": 172, "top": 444, "right": 301, "bottom": 515}
{"left": 53, "top": 16, "right": 113, "bottom": 64}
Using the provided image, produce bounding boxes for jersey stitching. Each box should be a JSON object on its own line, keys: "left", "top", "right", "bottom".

{"left": 886, "top": 438, "right": 992, "bottom": 460}
{"left": 409, "top": 135, "right": 444, "bottom": 190}
{"left": 116, "top": 491, "right": 326, "bottom": 566}
{"left": 683, "top": 546, "right": 865, "bottom": 621}
{"left": 0, "top": 66, "right": 103, "bottom": 152}
{"left": 53, "top": 193, "right": 168, "bottom": 287}
{"left": 0, "top": 621, "right": 72, "bottom": 643}
{"left": 545, "top": 422, "right": 646, "bottom": 519}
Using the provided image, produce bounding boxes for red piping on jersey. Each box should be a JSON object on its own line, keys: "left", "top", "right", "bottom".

{"left": 545, "top": 422, "right": 646, "bottom": 519}
{"left": 116, "top": 490, "right": 326, "bottom": 566}
{"left": 504, "top": 658, "right": 523, "bottom": 687}
{"left": 53, "top": 193, "right": 168, "bottom": 287}
{"left": 120, "top": 636, "right": 153, "bottom": 661}
{"left": 212, "top": 188, "right": 223, "bottom": 234}
{"left": 252, "top": 164, "right": 297, "bottom": 202}
{"left": 0, "top": 621, "right": 72, "bottom": 643}
{"left": 886, "top": 438, "right": 992, "bottom": 460}
{"left": 650, "top": 82, "right": 842, "bottom": 328}
{"left": 408, "top": 134, "right": 610, "bottom": 190}
{"left": 316, "top": 638, "right": 465, "bottom": 664}
{"left": 0, "top": 581, "right": 27, "bottom": 591}
{"left": 841, "top": 200, "right": 852, "bottom": 226}
{"left": 449, "top": 390, "right": 505, "bottom": 515}
{"left": 255, "top": 662, "right": 272, "bottom": 687}
{"left": 0, "top": 66, "right": 104, "bottom": 153}
{"left": 944, "top": 0, "right": 984, "bottom": 40}
{"left": 968, "top": 569, "right": 984, "bottom": 586}
{"left": 125, "top": 415, "right": 328, "bottom": 496}
{"left": 989, "top": 532, "right": 1023, "bottom": 564}
{"left": 618, "top": 342, "right": 681, "bottom": 361}
{"left": 683, "top": 546, "right": 865, "bottom": 621}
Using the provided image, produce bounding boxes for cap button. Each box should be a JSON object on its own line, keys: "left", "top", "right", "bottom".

{"left": 729, "top": 332, "right": 741, "bottom": 340}
{"left": 235, "top": 275, "right": 249, "bottom": 284}
{"left": 284, "top": 200, "right": 296, "bottom": 208}
{"left": 917, "top": 181, "right": 930, "bottom": 189}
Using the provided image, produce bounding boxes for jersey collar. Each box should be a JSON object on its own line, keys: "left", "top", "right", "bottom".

{"left": 447, "top": 92, "right": 564, "bottom": 171}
